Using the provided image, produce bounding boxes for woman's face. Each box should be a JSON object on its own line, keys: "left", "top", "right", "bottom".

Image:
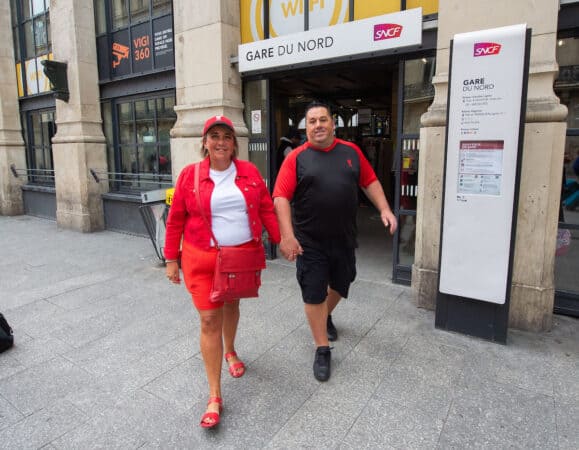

{"left": 204, "top": 125, "right": 236, "bottom": 165}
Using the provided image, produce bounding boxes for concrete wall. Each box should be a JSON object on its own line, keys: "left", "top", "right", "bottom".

{"left": 50, "top": 0, "right": 108, "bottom": 232}
{"left": 170, "top": 0, "right": 248, "bottom": 179}
{"left": 0, "top": 0, "right": 26, "bottom": 215}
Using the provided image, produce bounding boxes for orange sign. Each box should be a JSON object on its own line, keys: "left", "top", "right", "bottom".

{"left": 133, "top": 35, "right": 151, "bottom": 62}
{"left": 112, "top": 42, "right": 130, "bottom": 68}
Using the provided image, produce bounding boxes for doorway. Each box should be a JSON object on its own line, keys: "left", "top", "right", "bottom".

{"left": 268, "top": 59, "right": 398, "bottom": 281}
{"left": 243, "top": 54, "right": 435, "bottom": 284}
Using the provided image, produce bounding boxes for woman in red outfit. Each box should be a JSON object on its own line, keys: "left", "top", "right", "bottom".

{"left": 164, "top": 115, "right": 280, "bottom": 428}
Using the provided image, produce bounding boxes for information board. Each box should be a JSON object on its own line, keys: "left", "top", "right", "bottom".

{"left": 439, "top": 24, "right": 528, "bottom": 304}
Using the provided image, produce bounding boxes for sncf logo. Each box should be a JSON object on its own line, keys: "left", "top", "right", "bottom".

{"left": 473, "top": 42, "right": 501, "bottom": 57}
{"left": 374, "top": 23, "right": 403, "bottom": 41}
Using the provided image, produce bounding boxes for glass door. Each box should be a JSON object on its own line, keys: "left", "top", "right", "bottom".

{"left": 392, "top": 56, "right": 435, "bottom": 284}
{"left": 242, "top": 78, "right": 276, "bottom": 258}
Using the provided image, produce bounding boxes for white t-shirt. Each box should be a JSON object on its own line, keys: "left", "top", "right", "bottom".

{"left": 209, "top": 163, "right": 252, "bottom": 246}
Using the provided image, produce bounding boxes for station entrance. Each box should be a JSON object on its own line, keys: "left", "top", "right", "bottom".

{"left": 243, "top": 55, "right": 435, "bottom": 284}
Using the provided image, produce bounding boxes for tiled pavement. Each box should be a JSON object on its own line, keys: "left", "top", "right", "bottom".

{"left": 0, "top": 215, "right": 577, "bottom": 449}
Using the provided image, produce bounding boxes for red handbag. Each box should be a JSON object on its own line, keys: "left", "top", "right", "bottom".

{"left": 194, "top": 163, "right": 266, "bottom": 303}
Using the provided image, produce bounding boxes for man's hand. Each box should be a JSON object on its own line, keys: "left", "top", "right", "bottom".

{"left": 381, "top": 209, "right": 398, "bottom": 235}
{"left": 279, "top": 236, "right": 303, "bottom": 262}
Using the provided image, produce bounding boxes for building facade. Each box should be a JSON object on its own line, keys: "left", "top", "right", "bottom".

{"left": 1, "top": 0, "right": 578, "bottom": 331}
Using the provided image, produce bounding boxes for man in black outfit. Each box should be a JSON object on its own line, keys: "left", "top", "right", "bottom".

{"left": 273, "top": 101, "right": 397, "bottom": 381}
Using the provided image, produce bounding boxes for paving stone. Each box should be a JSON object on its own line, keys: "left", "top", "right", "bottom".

{"left": 0, "top": 215, "right": 577, "bottom": 448}
{"left": 0, "top": 400, "right": 87, "bottom": 450}
{"left": 0, "top": 356, "right": 93, "bottom": 416}
{"left": 438, "top": 380, "right": 558, "bottom": 449}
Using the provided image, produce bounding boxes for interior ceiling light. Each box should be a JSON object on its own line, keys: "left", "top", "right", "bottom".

{"left": 356, "top": 98, "right": 362, "bottom": 102}
{"left": 421, "top": 57, "right": 428, "bottom": 63}
{"left": 557, "top": 39, "right": 564, "bottom": 47}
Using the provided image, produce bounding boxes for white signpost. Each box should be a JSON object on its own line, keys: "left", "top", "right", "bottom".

{"left": 436, "top": 24, "right": 530, "bottom": 342}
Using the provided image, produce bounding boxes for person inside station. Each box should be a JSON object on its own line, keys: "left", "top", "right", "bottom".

{"left": 276, "top": 127, "right": 302, "bottom": 171}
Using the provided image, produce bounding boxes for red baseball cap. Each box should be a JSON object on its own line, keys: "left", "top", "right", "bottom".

{"left": 202, "top": 115, "right": 235, "bottom": 136}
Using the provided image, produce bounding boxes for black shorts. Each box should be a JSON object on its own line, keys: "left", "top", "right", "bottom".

{"left": 296, "top": 242, "right": 356, "bottom": 304}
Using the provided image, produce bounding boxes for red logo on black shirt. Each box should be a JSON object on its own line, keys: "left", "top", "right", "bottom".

{"left": 347, "top": 159, "right": 352, "bottom": 168}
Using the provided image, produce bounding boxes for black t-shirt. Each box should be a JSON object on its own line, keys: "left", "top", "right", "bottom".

{"left": 273, "top": 139, "right": 377, "bottom": 248}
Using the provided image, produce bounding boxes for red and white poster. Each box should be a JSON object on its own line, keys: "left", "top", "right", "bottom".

{"left": 458, "top": 140, "right": 504, "bottom": 196}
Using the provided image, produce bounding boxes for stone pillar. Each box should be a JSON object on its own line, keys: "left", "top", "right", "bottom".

{"left": 170, "top": 0, "right": 247, "bottom": 179}
{"left": 50, "top": 0, "right": 108, "bottom": 232}
{"left": 412, "top": 0, "right": 567, "bottom": 331}
{"left": 0, "top": 1, "right": 26, "bottom": 215}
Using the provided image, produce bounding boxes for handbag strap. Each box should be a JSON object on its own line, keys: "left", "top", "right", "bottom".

{"left": 194, "top": 162, "right": 220, "bottom": 249}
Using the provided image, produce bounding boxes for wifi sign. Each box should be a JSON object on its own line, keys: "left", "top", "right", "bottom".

{"left": 374, "top": 23, "right": 403, "bottom": 41}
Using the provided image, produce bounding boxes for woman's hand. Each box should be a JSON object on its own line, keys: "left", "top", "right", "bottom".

{"left": 166, "top": 261, "right": 181, "bottom": 284}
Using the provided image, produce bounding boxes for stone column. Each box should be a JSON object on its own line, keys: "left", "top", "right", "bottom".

{"left": 412, "top": 0, "right": 567, "bottom": 331}
{"left": 170, "top": 0, "right": 247, "bottom": 179}
{"left": 0, "top": 1, "right": 26, "bottom": 215}
{"left": 50, "top": 0, "right": 108, "bottom": 232}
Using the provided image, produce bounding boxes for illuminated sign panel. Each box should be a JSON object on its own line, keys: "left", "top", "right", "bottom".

{"left": 241, "top": 0, "right": 438, "bottom": 43}
{"left": 238, "top": 8, "right": 422, "bottom": 73}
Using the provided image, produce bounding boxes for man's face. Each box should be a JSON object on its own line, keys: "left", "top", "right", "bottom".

{"left": 305, "top": 106, "right": 335, "bottom": 148}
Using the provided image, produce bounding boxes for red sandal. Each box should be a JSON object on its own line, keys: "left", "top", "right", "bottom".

{"left": 200, "top": 397, "right": 222, "bottom": 429}
{"left": 224, "top": 351, "right": 246, "bottom": 378}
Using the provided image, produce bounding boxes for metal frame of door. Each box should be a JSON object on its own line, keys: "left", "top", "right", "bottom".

{"left": 243, "top": 78, "right": 277, "bottom": 259}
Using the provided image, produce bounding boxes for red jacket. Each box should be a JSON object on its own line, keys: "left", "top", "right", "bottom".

{"left": 164, "top": 158, "right": 280, "bottom": 260}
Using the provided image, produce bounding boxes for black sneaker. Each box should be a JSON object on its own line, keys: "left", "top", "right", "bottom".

{"left": 313, "top": 346, "right": 331, "bottom": 381}
{"left": 327, "top": 315, "right": 338, "bottom": 341}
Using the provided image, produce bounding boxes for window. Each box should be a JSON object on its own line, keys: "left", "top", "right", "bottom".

{"left": 22, "top": 109, "right": 56, "bottom": 186}
{"left": 555, "top": 36, "right": 579, "bottom": 298}
{"left": 11, "top": 0, "right": 52, "bottom": 97}
{"left": 94, "top": 0, "right": 174, "bottom": 80}
{"left": 102, "top": 93, "right": 176, "bottom": 193}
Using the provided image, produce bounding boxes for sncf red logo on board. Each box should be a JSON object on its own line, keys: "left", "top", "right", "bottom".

{"left": 374, "top": 23, "right": 403, "bottom": 41}
{"left": 473, "top": 42, "right": 501, "bottom": 57}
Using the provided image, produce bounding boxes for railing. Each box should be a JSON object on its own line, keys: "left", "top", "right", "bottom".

{"left": 89, "top": 170, "right": 173, "bottom": 192}
{"left": 10, "top": 164, "right": 55, "bottom": 186}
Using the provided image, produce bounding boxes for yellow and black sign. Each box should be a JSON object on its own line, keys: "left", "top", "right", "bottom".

{"left": 240, "top": 0, "right": 438, "bottom": 43}
{"left": 165, "top": 188, "right": 175, "bottom": 206}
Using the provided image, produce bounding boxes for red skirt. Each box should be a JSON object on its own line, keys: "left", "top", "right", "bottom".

{"left": 180, "top": 239, "right": 259, "bottom": 310}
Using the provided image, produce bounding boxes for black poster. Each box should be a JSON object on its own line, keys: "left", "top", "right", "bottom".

{"left": 97, "top": 35, "right": 111, "bottom": 80}
{"left": 153, "top": 15, "right": 174, "bottom": 69}
{"left": 131, "top": 22, "right": 153, "bottom": 73}
{"left": 111, "top": 29, "right": 130, "bottom": 77}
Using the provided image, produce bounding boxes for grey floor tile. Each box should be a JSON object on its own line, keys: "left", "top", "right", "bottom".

{"left": 340, "top": 399, "right": 444, "bottom": 450}
{"left": 266, "top": 402, "right": 354, "bottom": 449}
{"left": 372, "top": 363, "right": 456, "bottom": 421}
{"left": 62, "top": 304, "right": 195, "bottom": 377}
{"left": 141, "top": 356, "right": 211, "bottom": 414}
{"left": 1, "top": 216, "right": 577, "bottom": 449}
{"left": 552, "top": 358, "right": 579, "bottom": 402}
{"left": 0, "top": 394, "right": 24, "bottom": 432}
{"left": 556, "top": 394, "right": 579, "bottom": 450}
{"left": 0, "top": 356, "right": 93, "bottom": 416}
{"left": 53, "top": 388, "right": 197, "bottom": 450}
{"left": 9, "top": 333, "right": 74, "bottom": 368}
{"left": 460, "top": 340, "right": 556, "bottom": 396}
{"left": 0, "top": 399, "right": 87, "bottom": 450}
{"left": 0, "top": 350, "right": 26, "bottom": 382}
{"left": 438, "top": 380, "right": 558, "bottom": 449}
